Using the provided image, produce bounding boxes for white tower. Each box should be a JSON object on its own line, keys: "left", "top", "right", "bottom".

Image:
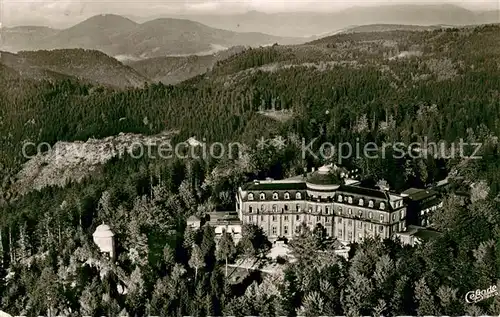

{"left": 93, "top": 224, "right": 115, "bottom": 260}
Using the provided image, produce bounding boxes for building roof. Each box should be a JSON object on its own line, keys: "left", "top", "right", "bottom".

{"left": 93, "top": 224, "right": 114, "bottom": 238}
{"left": 206, "top": 211, "right": 242, "bottom": 226}
{"left": 402, "top": 188, "right": 438, "bottom": 201}
{"left": 306, "top": 172, "right": 340, "bottom": 185}
{"left": 306, "top": 164, "right": 342, "bottom": 185}
{"left": 397, "top": 225, "right": 441, "bottom": 240}
{"left": 338, "top": 184, "right": 389, "bottom": 200}
{"left": 241, "top": 180, "right": 307, "bottom": 191}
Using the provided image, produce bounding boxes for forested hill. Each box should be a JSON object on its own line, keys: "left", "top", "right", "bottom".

{"left": 0, "top": 49, "right": 147, "bottom": 88}
{"left": 1, "top": 25, "right": 500, "bottom": 179}
{"left": 1, "top": 23, "right": 500, "bottom": 317}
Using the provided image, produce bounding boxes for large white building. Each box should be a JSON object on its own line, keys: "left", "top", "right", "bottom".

{"left": 236, "top": 164, "right": 408, "bottom": 243}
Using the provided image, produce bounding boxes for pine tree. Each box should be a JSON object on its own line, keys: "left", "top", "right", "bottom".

{"left": 188, "top": 244, "right": 205, "bottom": 282}
{"left": 216, "top": 231, "right": 236, "bottom": 278}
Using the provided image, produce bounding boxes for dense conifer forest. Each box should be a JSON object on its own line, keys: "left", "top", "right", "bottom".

{"left": 0, "top": 24, "right": 500, "bottom": 316}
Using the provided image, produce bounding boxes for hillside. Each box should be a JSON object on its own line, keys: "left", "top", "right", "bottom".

{"left": 126, "top": 46, "right": 246, "bottom": 84}
{"left": 0, "top": 49, "right": 147, "bottom": 88}
{"left": 2, "top": 14, "right": 303, "bottom": 59}
{"left": 339, "top": 24, "right": 452, "bottom": 34}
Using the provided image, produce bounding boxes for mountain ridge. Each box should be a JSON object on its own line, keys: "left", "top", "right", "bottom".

{"left": 2, "top": 14, "right": 303, "bottom": 59}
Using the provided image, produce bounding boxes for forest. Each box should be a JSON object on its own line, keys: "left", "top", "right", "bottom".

{"left": 0, "top": 24, "right": 499, "bottom": 316}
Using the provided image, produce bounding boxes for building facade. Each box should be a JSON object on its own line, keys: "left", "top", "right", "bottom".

{"left": 401, "top": 188, "right": 443, "bottom": 227}
{"left": 236, "top": 165, "right": 408, "bottom": 243}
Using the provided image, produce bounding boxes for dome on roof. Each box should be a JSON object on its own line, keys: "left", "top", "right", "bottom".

{"left": 93, "top": 224, "right": 114, "bottom": 238}
{"left": 317, "top": 164, "right": 332, "bottom": 174}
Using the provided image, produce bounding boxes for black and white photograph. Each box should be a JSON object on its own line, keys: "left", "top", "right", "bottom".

{"left": 0, "top": 0, "right": 499, "bottom": 316}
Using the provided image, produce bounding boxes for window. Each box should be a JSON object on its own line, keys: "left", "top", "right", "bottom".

{"left": 344, "top": 196, "right": 348, "bottom": 202}
{"left": 284, "top": 226, "right": 289, "bottom": 235}
{"left": 296, "top": 192, "right": 302, "bottom": 200}
{"left": 359, "top": 232, "right": 363, "bottom": 240}
{"left": 308, "top": 207, "right": 313, "bottom": 213}
{"left": 261, "top": 204, "right": 266, "bottom": 211}
{"left": 272, "top": 205, "right": 277, "bottom": 212}
{"left": 370, "top": 223, "right": 373, "bottom": 230}
{"left": 338, "top": 207, "right": 343, "bottom": 214}
{"left": 358, "top": 210, "right": 363, "bottom": 217}
{"left": 284, "top": 205, "right": 289, "bottom": 211}
{"left": 248, "top": 193, "right": 254, "bottom": 200}
{"left": 296, "top": 226, "right": 301, "bottom": 234}
{"left": 260, "top": 193, "right": 266, "bottom": 200}
{"left": 358, "top": 221, "right": 362, "bottom": 229}
{"left": 359, "top": 198, "right": 364, "bottom": 206}
{"left": 296, "top": 204, "right": 301, "bottom": 212}
{"left": 284, "top": 215, "right": 289, "bottom": 221}
{"left": 317, "top": 206, "right": 322, "bottom": 213}
{"left": 326, "top": 217, "right": 331, "bottom": 223}
{"left": 260, "top": 215, "right": 264, "bottom": 221}
{"left": 296, "top": 215, "right": 300, "bottom": 221}
{"left": 272, "top": 215, "right": 277, "bottom": 222}
{"left": 338, "top": 229, "right": 343, "bottom": 237}
{"left": 249, "top": 206, "right": 253, "bottom": 213}
{"left": 247, "top": 216, "right": 251, "bottom": 222}
{"left": 273, "top": 192, "right": 279, "bottom": 200}
{"left": 338, "top": 218, "right": 342, "bottom": 224}
{"left": 380, "top": 215, "right": 384, "bottom": 222}
{"left": 348, "top": 220, "right": 353, "bottom": 226}
{"left": 338, "top": 195, "right": 343, "bottom": 202}
{"left": 380, "top": 202, "right": 386, "bottom": 210}
{"left": 316, "top": 216, "right": 321, "bottom": 221}
{"left": 392, "top": 213, "right": 396, "bottom": 221}
{"left": 272, "top": 226, "right": 277, "bottom": 235}
{"left": 369, "top": 200, "right": 374, "bottom": 208}
{"left": 400, "top": 209, "right": 405, "bottom": 218}
{"left": 284, "top": 192, "right": 290, "bottom": 200}
{"left": 348, "top": 208, "right": 352, "bottom": 215}
{"left": 348, "top": 197, "right": 353, "bottom": 204}
{"left": 348, "top": 232, "right": 353, "bottom": 240}
{"left": 325, "top": 207, "right": 329, "bottom": 215}
{"left": 368, "top": 212, "right": 373, "bottom": 219}
{"left": 379, "top": 225, "right": 384, "bottom": 233}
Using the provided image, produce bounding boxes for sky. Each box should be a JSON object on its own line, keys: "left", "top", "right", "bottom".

{"left": 1, "top": 0, "right": 499, "bottom": 27}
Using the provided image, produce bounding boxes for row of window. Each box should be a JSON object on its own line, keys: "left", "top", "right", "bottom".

{"left": 336, "top": 194, "right": 389, "bottom": 209}
{"left": 248, "top": 214, "right": 332, "bottom": 223}
{"left": 247, "top": 213, "right": 407, "bottom": 225}
{"left": 247, "top": 192, "right": 402, "bottom": 211}
{"left": 337, "top": 207, "right": 405, "bottom": 221}
{"left": 268, "top": 224, "right": 387, "bottom": 237}
{"left": 247, "top": 192, "right": 302, "bottom": 201}
{"left": 339, "top": 229, "right": 384, "bottom": 240}
{"left": 247, "top": 205, "right": 405, "bottom": 220}
{"left": 248, "top": 204, "right": 332, "bottom": 214}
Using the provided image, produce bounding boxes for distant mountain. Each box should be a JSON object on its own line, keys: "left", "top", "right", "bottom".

{"left": 0, "top": 49, "right": 147, "bottom": 88}
{"left": 159, "top": 4, "right": 499, "bottom": 37}
{"left": 2, "top": 26, "right": 59, "bottom": 52}
{"left": 2, "top": 14, "right": 303, "bottom": 59}
{"left": 126, "top": 46, "right": 246, "bottom": 85}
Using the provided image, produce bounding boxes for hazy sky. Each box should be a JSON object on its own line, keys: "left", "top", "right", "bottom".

{"left": 2, "top": 0, "right": 499, "bottom": 27}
